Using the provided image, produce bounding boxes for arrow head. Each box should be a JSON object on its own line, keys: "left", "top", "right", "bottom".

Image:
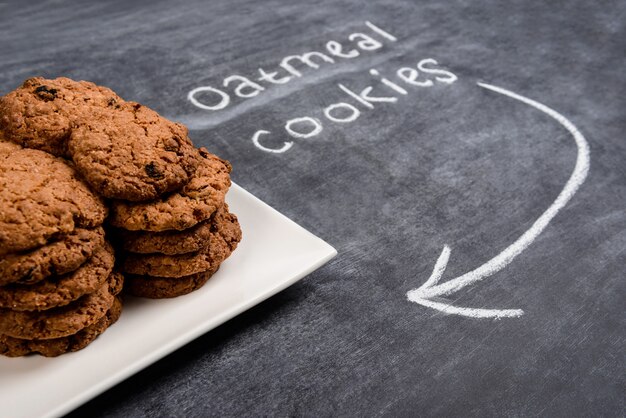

{"left": 407, "top": 245, "right": 451, "bottom": 301}
{"left": 406, "top": 245, "right": 524, "bottom": 319}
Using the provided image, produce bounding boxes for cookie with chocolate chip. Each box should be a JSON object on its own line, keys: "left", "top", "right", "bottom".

{"left": 0, "top": 227, "right": 105, "bottom": 286}
{"left": 114, "top": 204, "right": 234, "bottom": 255}
{"left": 0, "top": 271, "right": 121, "bottom": 340}
{"left": 0, "top": 296, "right": 122, "bottom": 357}
{"left": 125, "top": 268, "right": 219, "bottom": 299}
{"left": 0, "top": 77, "right": 125, "bottom": 156}
{"left": 0, "top": 242, "right": 115, "bottom": 311}
{"left": 68, "top": 102, "right": 200, "bottom": 201}
{"left": 0, "top": 141, "right": 107, "bottom": 256}
{"left": 120, "top": 208, "right": 241, "bottom": 277}
{"left": 109, "top": 147, "right": 231, "bottom": 231}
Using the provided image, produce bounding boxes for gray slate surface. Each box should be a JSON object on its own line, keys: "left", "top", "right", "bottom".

{"left": 0, "top": 0, "right": 624, "bottom": 416}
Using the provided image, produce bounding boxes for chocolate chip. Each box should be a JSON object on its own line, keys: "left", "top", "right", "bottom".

{"left": 145, "top": 162, "right": 164, "bottom": 179}
{"left": 34, "top": 85, "right": 58, "bottom": 101}
{"left": 107, "top": 98, "right": 121, "bottom": 109}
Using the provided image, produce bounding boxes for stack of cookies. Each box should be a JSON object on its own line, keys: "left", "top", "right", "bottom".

{"left": 0, "top": 77, "right": 241, "bottom": 345}
{"left": 109, "top": 147, "right": 242, "bottom": 298}
{"left": 0, "top": 77, "right": 201, "bottom": 201}
{"left": 0, "top": 141, "right": 122, "bottom": 357}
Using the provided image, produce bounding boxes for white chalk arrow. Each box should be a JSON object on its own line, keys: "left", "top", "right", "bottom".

{"left": 407, "top": 82, "right": 590, "bottom": 319}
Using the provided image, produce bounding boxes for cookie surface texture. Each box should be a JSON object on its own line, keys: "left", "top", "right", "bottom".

{"left": 0, "top": 296, "right": 122, "bottom": 357}
{"left": 68, "top": 102, "right": 199, "bottom": 201}
{"left": 0, "top": 242, "right": 115, "bottom": 311}
{"left": 109, "top": 147, "right": 231, "bottom": 231}
{"left": 121, "top": 209, "right": 241, "bottom": 277}
{"left": 0, "top": 273, "right": 117, "bottom": 339}
{"left": 0, "top": 143, "right": 107, "bottom": 256}
{"left": 0, "top": 227, "right": 105, "bottom": 286}
{"left": 125, "top": 268, "right": 218, "bottom": 299}
{"left": 115, "top": 204, "right": 233, "bottom": 255}
{"left": 0, "top": 77, "right": 125, "bottom": 156}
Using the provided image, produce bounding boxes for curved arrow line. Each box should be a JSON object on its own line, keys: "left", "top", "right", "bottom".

{"left": 411, "top": 297, "right": 524, "bottom": 319}
{"left": 421, "top": 244, "right": 451, "bottom": 289}
{"left": 416, "top": 245, "right": 524, "bottom": 319}
{"left": 407, "top": 82, "right": 590, "bottom": 318}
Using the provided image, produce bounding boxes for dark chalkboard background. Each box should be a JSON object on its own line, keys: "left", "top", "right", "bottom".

{"left": 1, "top": 0, "right": 624, "bottom": 416}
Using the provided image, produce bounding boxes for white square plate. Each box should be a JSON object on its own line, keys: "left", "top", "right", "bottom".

{"left": 0, "top": 183, "right": 337, "bottom": 418}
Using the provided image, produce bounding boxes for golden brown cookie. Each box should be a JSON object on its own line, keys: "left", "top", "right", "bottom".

{"left": 120, "top": 210, "right": 241, "bottom": 277}
{"left": 114, "top": 204, "right": 233, "bottom": 255}
{"left": 0, "top": 242, "right": 115, "bottom": 311}
{"left": 0, "top": 77, "right": 125, "bottom": 156}
{"left": 125, "top": 268, "right": 219, "bottom": 299}
{"left": 0, "top": 296, "right": 122, "bottom": 357}
{"left": 68, "top": 102, "right": 200, "bottom": 201}
{"left": 0, "top": 272, "right": 120, "bottom": 340}
{"left": 108, "top": 147, "right": 231, "bottom": 231}
{"left": 0, "top": 227, "right": 105, "bottom": 286}
{"left": 0, "top": 142, "right": 107, "bottom": 256}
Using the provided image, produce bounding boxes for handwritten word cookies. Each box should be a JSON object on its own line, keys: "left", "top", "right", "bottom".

{"left": 187, "top": 22, "right": 457, "bottom": 153}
